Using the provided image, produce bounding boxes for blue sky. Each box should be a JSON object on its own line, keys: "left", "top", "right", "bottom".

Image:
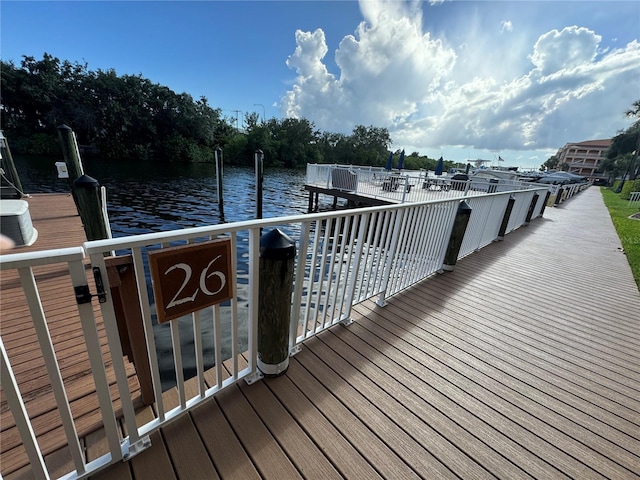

{"left": 2, "top": 0, "right": 639, "bottom": 170}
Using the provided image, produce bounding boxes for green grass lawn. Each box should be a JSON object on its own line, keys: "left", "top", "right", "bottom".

{"left": 601, "top": 187, "right": 640, "bottom": 289}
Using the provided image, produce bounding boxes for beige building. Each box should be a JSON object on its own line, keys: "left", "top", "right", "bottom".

{"left": 555, "top": 139, "right": 611, "bottom": 177}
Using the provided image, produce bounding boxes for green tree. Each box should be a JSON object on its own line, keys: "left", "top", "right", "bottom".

{"left": 268, "top": 118, "right": 320, "bottom": 168}
{"left": 349, "top": 125, "right": 391, "bottom": 166}
{"left": 1, "top": 53, "right": 235, "bottom": 162}
{"left": 608, "top": 100, "right": 640, "bottom": 183}
{"left": 540, "top": 155, "right": 559, "bottom": 171}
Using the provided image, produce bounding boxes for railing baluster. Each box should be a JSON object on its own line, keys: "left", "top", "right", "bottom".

{"left": 290, "top": 222, "right": 310, "bottom": 349}
{"left": 342, "top": 212, "right": 370, "bottom": 322}
{"left": 376, "top": 209, "right": 404, "bottom": 305}
{"left": 170, "top": 315, "right": 186, "bottom": 409}
{"left": 313, "top": 217, "right": 333, "bottom": 332}
{"left": 1, "top": 338, "right": 50, "bottom": 480}
{"left": 17, "top": 266, "right": 86, "bottom": 474}
{"left": 302, "top": 222, "right": 322, "bottom": 336}
{"left": 230, "top": 232, "right": 239, "bottom": 379}
{"left": 247, "top": 228, "right": 261, "bottom": 378}
{"left": 333, "top": 215, "right": 354, "bottom": 321}
{"left": 213, "top": 304, "right": 223, "bottom": 389}
{"left": 130, "top": 246, "right": 165, "bottom": 420}
{"left": 326, "top": 218, "right": 343, "bottom": 327}
{"left": 67, "top": 259, "right": 122, "bottom": 463}
{"left": 193, "top": 310, "right": 205, "bottom": 399}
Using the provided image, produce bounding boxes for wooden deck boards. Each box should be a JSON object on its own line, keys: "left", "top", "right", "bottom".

{"left": 0, "top": 194, "right": 142, "bottom": 477}
{"left": 83, "top": 187, "right": 640, "bottom": 480}
{"left": 6, "top": 188, "right": 640, "bottom": 479}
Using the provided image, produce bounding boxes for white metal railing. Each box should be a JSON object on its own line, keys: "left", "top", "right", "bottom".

{"left": 0, "top": 248, "right": 126, "bottom": 479}
{"left": 0, "top": 184, "right": 552, "bottom": 479}
{"left": 306, "top": 163, "right": 553, "bottom": 205}
{"left": 628, "top": 191, "right": 640, "bottom": 207}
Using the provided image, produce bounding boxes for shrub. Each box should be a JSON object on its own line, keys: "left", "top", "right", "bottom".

{"left": 620, "top": 178, "right": 640, "bottom": 200}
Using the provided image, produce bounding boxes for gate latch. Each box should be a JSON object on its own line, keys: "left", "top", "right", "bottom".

{"left": 74, "top": 267, "right": 108, "bottom": 304}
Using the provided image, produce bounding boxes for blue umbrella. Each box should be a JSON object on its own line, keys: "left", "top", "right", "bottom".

{"left": 385, "top": 151, "right": 393, "bottom": 171}
{"left": 435, "top": 156, "right": 444, "bottom": 176}
{"left": 397, "top": 150, "right": 405, "bottom": 170}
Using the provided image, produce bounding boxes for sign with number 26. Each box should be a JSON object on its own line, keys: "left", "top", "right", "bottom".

{"left": 148, "top": 238, "right": 233, "bottom": 323}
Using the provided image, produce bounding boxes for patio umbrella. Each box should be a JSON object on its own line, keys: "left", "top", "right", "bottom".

{"left": 397, "top": 150, "right": 405, "bottom": 170}
{"left": 435, "top": 156, "right": 444, "bottom": 176}
{"left": 385, "top": 151, "right": 393, "bottom": 171}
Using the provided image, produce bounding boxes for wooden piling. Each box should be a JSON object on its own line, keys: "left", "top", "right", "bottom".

{"left": 442, "top": 201, "right": 472, "bottom": 271}
{"left": 215, "top": 147, "right": 224, "bottom": 219}
{"left": 258, "top": 228, "right": 296, "bottom": 376}
{"left": 73, "top": 175, "right": 109, "bottom": 241}
{"left": 57, "top": 125, "right": 108, "bottom": 241}
{"left": 497, "top": 195, "right": 516, "bottom": 241}
{"left": 57, "top": 124, "right": 84, "bottom": 190}
{"left": 255, "top": 149, "right": 264, "bottom": 220}
{"left": 524, "top": 193, "right": 539, "bottom": 225}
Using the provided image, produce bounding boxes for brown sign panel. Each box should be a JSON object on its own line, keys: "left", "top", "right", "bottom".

{"left": 148, "top": 238, "right": 233, "bottom": 323}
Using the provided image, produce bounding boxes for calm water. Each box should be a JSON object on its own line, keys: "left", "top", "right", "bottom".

{"left": 15, "top": 156, "right": 311, "bottom": 233}
{"left": 14, "top": 156, "right": 320, "bottom": 389}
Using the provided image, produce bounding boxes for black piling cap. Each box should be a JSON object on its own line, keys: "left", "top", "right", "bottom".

{"left": 260, "top": 228, "right": 296, "bottom": 260}
{"left": 458, "top": 200, "right": 472, "bottom": 214}
{"left": 73, "top": 174, "right": 100, "bottom": 188}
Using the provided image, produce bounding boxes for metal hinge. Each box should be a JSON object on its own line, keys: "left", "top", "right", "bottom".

{"left": 74, "top": 267, "right": 107, "bottom": 304}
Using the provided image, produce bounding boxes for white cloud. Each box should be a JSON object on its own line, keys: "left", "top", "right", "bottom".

{"left": 530, "top": 26, "right": 600, "bottom": 76}
{"left": 280, "top": 0, "right": 640, "bottom": 163}
{"left": 501, "top": 20, "right": 513, "bottom": 33}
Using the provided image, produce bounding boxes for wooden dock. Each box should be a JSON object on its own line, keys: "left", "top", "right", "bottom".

{"left": 0, "top": 194, "right": 142, "bottom": 477}
{"left": 77, "top": 187, "right": 639, "bottom": 479}
{"left": 3, "top": 188, "right": 640, "bottom": 479}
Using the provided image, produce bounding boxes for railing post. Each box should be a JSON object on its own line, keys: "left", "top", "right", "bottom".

{"left": 524, "top": 193, "right": 539, "bottom": 225}
{"left": 496, "top": 195, "right": 516, "bottom": 241}
{"left": 442, "top": 201, "right": 472, "bottom": 272}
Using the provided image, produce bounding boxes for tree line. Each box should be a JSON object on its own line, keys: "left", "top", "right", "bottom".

{"left": 1, "top": 53, "right": 452, "bottom": 171}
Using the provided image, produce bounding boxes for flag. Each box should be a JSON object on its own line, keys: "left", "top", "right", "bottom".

{"left": 498, "top": 156, "right": 504, "bottom": 162}
{"left": 397, "top": 149, "right": 405, "bottom": 170}
{"left": 385, "top": 151, "right": 393, "bottom": 171}
{"left": 435, "top": 156, "right": 444, "bottom": 176}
